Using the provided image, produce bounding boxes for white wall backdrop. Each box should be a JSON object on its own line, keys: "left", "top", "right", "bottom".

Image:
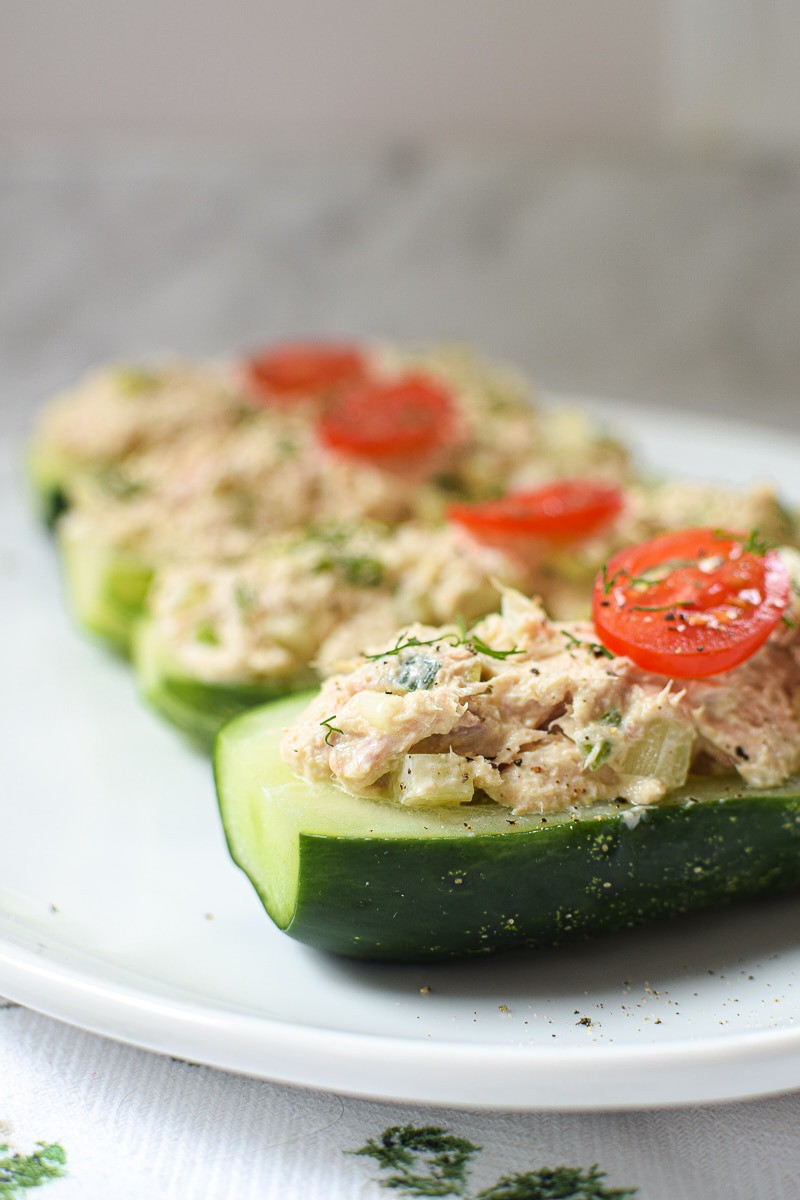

{"left": 667, "top": 0, "right": 800, "bottom": 150}
{"left": 1, "top": 0, "right": 798, "bottom": 149}
{"left": 3, "top": 1, "right": 660, "bottom": 144}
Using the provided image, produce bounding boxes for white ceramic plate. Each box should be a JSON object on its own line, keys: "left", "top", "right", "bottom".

{"left": 3, "top": 401, "right": 800, "bottom": 1112}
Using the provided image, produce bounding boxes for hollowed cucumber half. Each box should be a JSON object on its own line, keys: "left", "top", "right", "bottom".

{"left": 28, "top": 437, "right": 77, "bottom": 529}
{"left": 58, "top": 522, "right": 153, "bottom": 656}
{"left": 134, "top": 618, "right": 315, "bottom": 749}
{"left": 214, "top": 694, "right": 800, "bottom": 961}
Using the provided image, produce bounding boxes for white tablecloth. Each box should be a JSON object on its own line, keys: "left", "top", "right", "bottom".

{"left": 2, "top": 998, "right": 798, "bottom": 1200}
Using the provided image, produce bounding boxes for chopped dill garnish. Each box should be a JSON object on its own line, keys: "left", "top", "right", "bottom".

{"left": 365, "top": 633, "right": 460, "bottom": 661}
{"left": 365, "top": 625, "right": 523, "bottom": 663}
{"left": 630, "top": 601, "right": 697, "bottom": 612}
{"left": 340, "top": 555, "right": 385, "bottom": 588}
{"left": 456, "top": 615, "right": 523, "bottom": 660}
{"left": 303, "top": 524, "right": 351, "bottom": 546}
{"left": 0, "top": 1139, "right": 67, "bottom": 1194}
{"left": 563, "top": 630, "right": 615, "bottom": 659}
{"left": 742, "top": 529, "right": 774, "bottom": 556}
{"left": 195, "top": 622, "right": 219, "bottom": 646}
{"left": 91, "top": 464, "right": 146, "bottom": 501}
{"left": 348, "top": 1123, "right": 638, "bottom": 1199}
{"left": 467, "top": 633, "right": 524, "bottom": 660}
{"left": 313, "top": 553, "right": 385, "bottom": 587}
{"left": 320, "top": 715, "right": 344, "bottom": 746}
{"left": 234, "top": 583, "right": 257, "bottom": 613}
{"left": 599, "top": 707, "right": 622, "bottom": 726}
{"left": 715, "top": 528, "right": 774, "bottom": 556}
{"left": 602, "top": 559, "right": 705, "bottom": 595}
{"left": 583, "top": 739, "right": 613, "bottom": 771}
{"left": 601, "top": 564, "right": 659, "bottom": 594}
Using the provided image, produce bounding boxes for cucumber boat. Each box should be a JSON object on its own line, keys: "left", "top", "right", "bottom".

{"left": 215, "top": 532, "right": 800, "bottom": 961}
{"left": 135, "top": 617, "right": 315, "bottom": 747}
{"left": 214, "top": 694, "right": 800, "bottom": 961}
{"left": 58, "top": 517, "right": 153, "bottom": 654}
{"left": 131, "top": 519, "right": 531, "bottom": 745}
{"left": 27, "top": 437, "right": 75, "bottom": 529}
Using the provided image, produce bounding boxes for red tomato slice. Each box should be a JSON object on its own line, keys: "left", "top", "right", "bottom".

{"left": 319, "top": 376, "right": 456, "bottom": 459}
{"left": 245, "top": 342, "right": 368, "bottom": 402}
{"left": 446, "top": 479, "right": 624, "bottom": 542}
{"left": 593, "top": 528, "right": 790, "bottom": 678}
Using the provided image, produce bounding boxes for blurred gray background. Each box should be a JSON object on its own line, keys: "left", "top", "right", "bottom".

{"left": 2, "top": 0, "right": 799, "bottom": 436}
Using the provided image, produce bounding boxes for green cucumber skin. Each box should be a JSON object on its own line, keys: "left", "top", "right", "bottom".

{"left": 27, "top": 448, "right": 70, "bottom": 530}
{"left": 287, "top": 797, "right": 800, "bottom": 960}
{"left": 215, "top": 697, "right": 800, "bottom": 962}
{"left": 134, "top": 619, "right": 316, "bottom": 749}
{"left": 145, "top": 674, "right": 308, "bottom": 750}
{"left": 27, "top": 438, "right": 80, "bottom": 530}
{"left": 38, "top": 484, "right": 69, "bottom": 531}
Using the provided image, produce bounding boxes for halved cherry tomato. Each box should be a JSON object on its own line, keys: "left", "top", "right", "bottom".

{"left": 592, "top": 528, "right": 790, "bottom": 678}
{"left": 245, "top": 342, "right": 368, "bottom": 402}
{"left": 446, "top": 479, "right": 624, "bottom": 543}
{"left": 319, "top": 376, "right": 456, "bottom": 459}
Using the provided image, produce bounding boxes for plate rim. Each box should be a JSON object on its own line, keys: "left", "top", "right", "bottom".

{"left": 4, "top": 935, "right": 800, "bottom": 1111}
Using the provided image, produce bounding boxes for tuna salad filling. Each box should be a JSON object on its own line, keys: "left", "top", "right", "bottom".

{"left": 36, "top": 343, "right": 632, "bottom": 546}
{"left": 281, "top": 580, "right": 800, "bottom": 814}
{"left": 59, "top": 407, "right": 444, "bottom": 565}
{"left": 33, "top": 361, "right": 251, "bottom": 468}
{"left": 144, "top": 522, "right": 526, "bottom": 684}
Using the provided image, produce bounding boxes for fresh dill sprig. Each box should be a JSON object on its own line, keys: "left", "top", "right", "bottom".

{"left": 741, "top": 529, "right": 774, "bottom": 556}
{"left": 475, "top": 1164, "right": 638, "bottom": 1199}
{"left": 348, "top": 1124, "right": 638, "bottom": 1199}
{"left": 0, "top": 1141, "right": 67, "bottom": 1198}
{"left": 367, "top": 625, "right": 523, "bottom": 664}
{"left": 313, "top": 550, "right": 386, "bottom": 588}
{"left": 714, "top": 528, "right": 775, "bottom": 556}
{"left": 563, "top": 630, "right": 615, "bottom": 659}
{"left": 466, "top": 634, "right": 524, "bottom": 660}
{"left": 349, "top": 1125, "right": 478, "bottom": 1197}
{"left": 601, "top": 559, "right": 704, "bottom": 595}
{"left": 365, "top": 633, "right": 461, "bottom": 661}
{"left": 320, "top": 715, "right": 344, "bottom": 746}
{"left": 455, "top": 616, "right": 524, "bottom": 660}
{"left": 340, "top": 555, "right": 385, "bottom": 588}
{"left": 599, "top": 566, "right": 671, "bottom": 595}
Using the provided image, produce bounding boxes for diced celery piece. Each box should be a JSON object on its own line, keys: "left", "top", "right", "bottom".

{"left": 393, "top": 753, "right": 475, "bottom": 807}
{"left": 616, "top": 718, "right": 693, "bottom": 789}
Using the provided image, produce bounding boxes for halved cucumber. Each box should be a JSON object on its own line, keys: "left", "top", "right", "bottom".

{"left": 134, "top": 618, "right": 315, "bottom": 749}
{"left": 58, "top": 522, "right": 153, "bottom": 655}
{"left": 27, "top": 437, "right": 77, "bottom": 529}
{"left": 214, "top": 694, "right": 800, "bottom": 961}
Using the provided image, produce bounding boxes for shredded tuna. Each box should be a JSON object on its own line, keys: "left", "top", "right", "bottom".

{"left": 281, "top": 586, "right": 800, "bottom": 814}
{"left": 144, "top": 523, "right": 526, "bottom": 684}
